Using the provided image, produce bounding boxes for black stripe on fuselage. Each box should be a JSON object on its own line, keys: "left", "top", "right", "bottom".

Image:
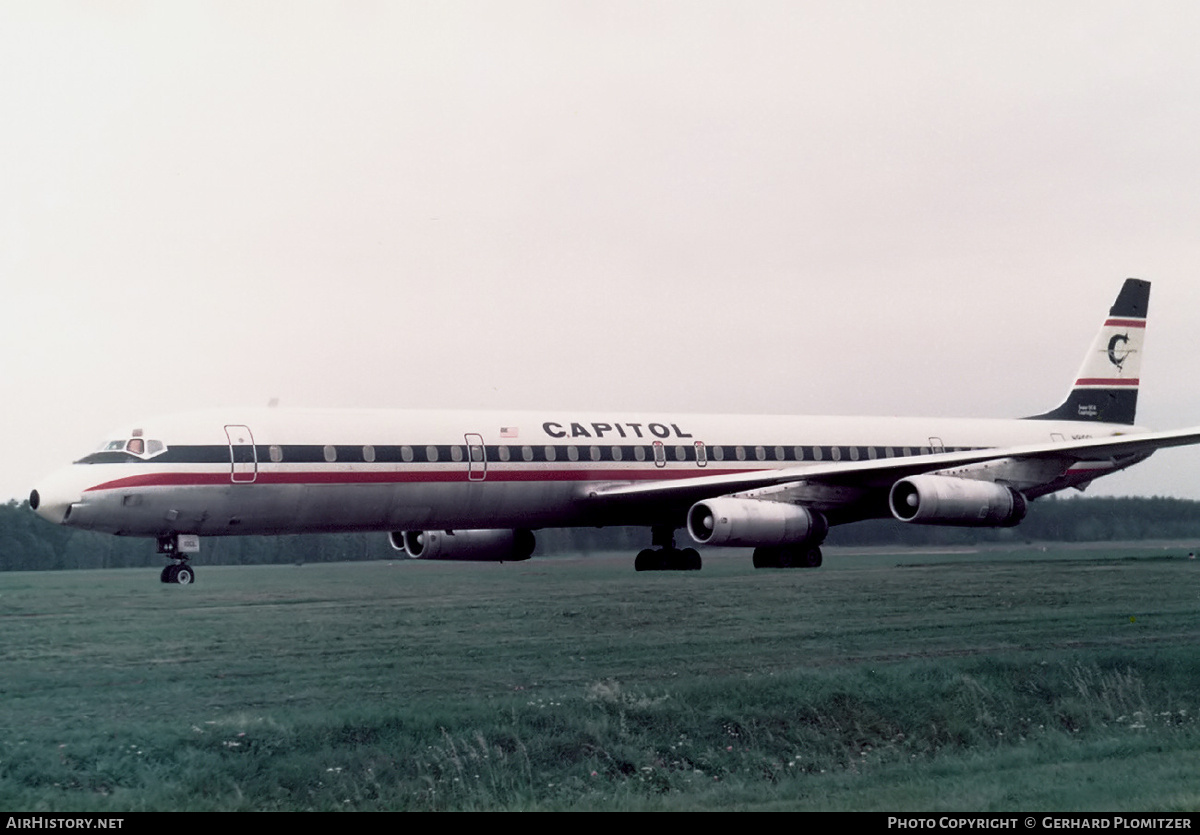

{"left": 73, "top": 442, "right": 974, "bottom": 466}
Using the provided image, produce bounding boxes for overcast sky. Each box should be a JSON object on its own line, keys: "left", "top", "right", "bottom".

{"left": 4, "top": 1, "right": 1200, "bottom": 503}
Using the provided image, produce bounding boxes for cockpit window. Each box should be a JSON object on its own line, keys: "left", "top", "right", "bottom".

{"left": 77, "top": 437, "right": 169, "bottom": 463}
{"left": 127, "top": 438, "right": 167, "bottom": 459}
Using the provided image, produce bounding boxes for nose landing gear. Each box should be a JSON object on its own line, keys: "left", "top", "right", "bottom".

{"left": 160, "top": 561, "right": 196, "bottom": 584}
{"left": 157, "top": 533, "right": 199, "bottom": 585}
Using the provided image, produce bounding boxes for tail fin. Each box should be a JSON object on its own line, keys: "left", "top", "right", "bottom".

{"left": 1025, "top": 278, "right": 1149, "bottom": 425}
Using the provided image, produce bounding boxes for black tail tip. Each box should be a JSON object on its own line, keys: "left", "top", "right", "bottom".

{"left": 1111, "top": 278, "right": 1150, "bottom": 318}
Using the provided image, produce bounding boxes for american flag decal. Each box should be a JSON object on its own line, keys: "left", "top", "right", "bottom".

{"left": 500, "top": 426, "right": 518, "bottom": 438}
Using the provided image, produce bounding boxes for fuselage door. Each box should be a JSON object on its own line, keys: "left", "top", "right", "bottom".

{"left": 466, "top": 433, "right": 486, "bottom": 481}
{"left": 224, "top": 425, "right": 258, "bottom": 483}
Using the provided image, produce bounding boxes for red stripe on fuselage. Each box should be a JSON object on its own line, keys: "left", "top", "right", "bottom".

{"left": 82, "top": 467, "right": 762, "bottom": 493}
{"left": 1104, "top": 318, "right": 1145, "bottom": 328}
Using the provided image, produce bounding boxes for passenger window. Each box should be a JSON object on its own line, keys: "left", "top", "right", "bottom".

{"left": 323, "top": 445, "right": 337, "bottom": 462}
{"left": 363, "top": 445, "right": 376, "bottom": 463}
{"left": 269, "top": 445, "right": 283, "bottom": 463}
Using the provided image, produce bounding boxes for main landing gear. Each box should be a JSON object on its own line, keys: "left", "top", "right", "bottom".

{"left": 752, "top": 544, "right": 823, "bottom": 569}
{"left": 634, "top": 526, "right": 702, "bottom": 571}
{"left": 157, "top": 533, "right": 197, "bottom": 585}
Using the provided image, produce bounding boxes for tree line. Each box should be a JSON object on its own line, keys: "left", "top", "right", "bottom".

{"left": 3, "top": 494, "right": 1200, "bottom": 572}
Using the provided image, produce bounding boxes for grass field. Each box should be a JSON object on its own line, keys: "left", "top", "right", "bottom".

{"left": 2, "top": 543, "right": 1199, "bottom": 811}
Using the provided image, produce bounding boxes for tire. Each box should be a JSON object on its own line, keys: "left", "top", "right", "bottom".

{"left": 752, "top": 547, "right": 773, "bottom": 569}
{"left": 175, "top": 565, "right": 194, "bottom": 585}
{"left": 803, "top": 547, "right": 823, "bottom": 568}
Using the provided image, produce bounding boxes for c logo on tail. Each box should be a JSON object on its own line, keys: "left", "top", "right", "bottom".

{"left": 1107, "top": 333, "right": 1130, "bottom": 370}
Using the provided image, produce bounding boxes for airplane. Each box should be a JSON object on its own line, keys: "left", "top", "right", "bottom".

{"left": 28, "top": 278, "right": 1200, "bottom": 584}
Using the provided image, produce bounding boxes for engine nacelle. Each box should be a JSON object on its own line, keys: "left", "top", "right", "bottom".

{"left": 687, "top": 497, "right": 828, "bottom": 547}
{"left": 388, "top": 529, "right": 535, "bottom": 561}
{"left": 889, "top": 475, "right": 1027, "bottom": 526}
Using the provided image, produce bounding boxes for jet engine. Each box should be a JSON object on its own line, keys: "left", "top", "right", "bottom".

{"left": 686, "top": 497, "right": 828, "bottom": 547}
{"left": 388, "top": 529, "right": 535, "bottom": 561}
{"left": 889, "top": 475, "right": 1027, "bottom": 526}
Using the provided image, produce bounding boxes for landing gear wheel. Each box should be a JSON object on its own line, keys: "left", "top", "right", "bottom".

{"left": 753, "top": 545, "right": 823, "bottom": 569}
{"left": 681, "top": 548, "right": 701, "bottom": 570}
{"left": 753, "top": 547, "right": 780, "bottom": 568}
{"left": 635, "top": 547, "right": 702, "bottom": 571}
{"left": 160, "top": 562, "right": 195, "bottom": 584}
{"left": 802, "top": 546, "right": 823, "bottom": 568}
{"left": 634, "top": 527, "right": 703, "bottom": 572}
{"left": 635, "top": 549, "right": 656, "bottom": 571}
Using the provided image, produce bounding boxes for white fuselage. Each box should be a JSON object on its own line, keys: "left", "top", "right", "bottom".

{"left": 32, "top": 408, "right": 1133, "bottom": 539}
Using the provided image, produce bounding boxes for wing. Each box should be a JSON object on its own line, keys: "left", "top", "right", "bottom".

{"left": 581, "top": 426, "right": 1200, "bottom": 510}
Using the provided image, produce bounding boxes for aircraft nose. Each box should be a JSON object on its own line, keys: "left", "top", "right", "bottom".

{"left": 29, "top": 472, "right": 82, "bottom": 525}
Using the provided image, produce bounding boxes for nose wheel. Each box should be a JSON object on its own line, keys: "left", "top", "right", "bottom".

{"left": 160, "top": 560, "right": 195, "bottom": 584}
{"left": 157, "top": 533, "right": 197, "bottom": 584}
